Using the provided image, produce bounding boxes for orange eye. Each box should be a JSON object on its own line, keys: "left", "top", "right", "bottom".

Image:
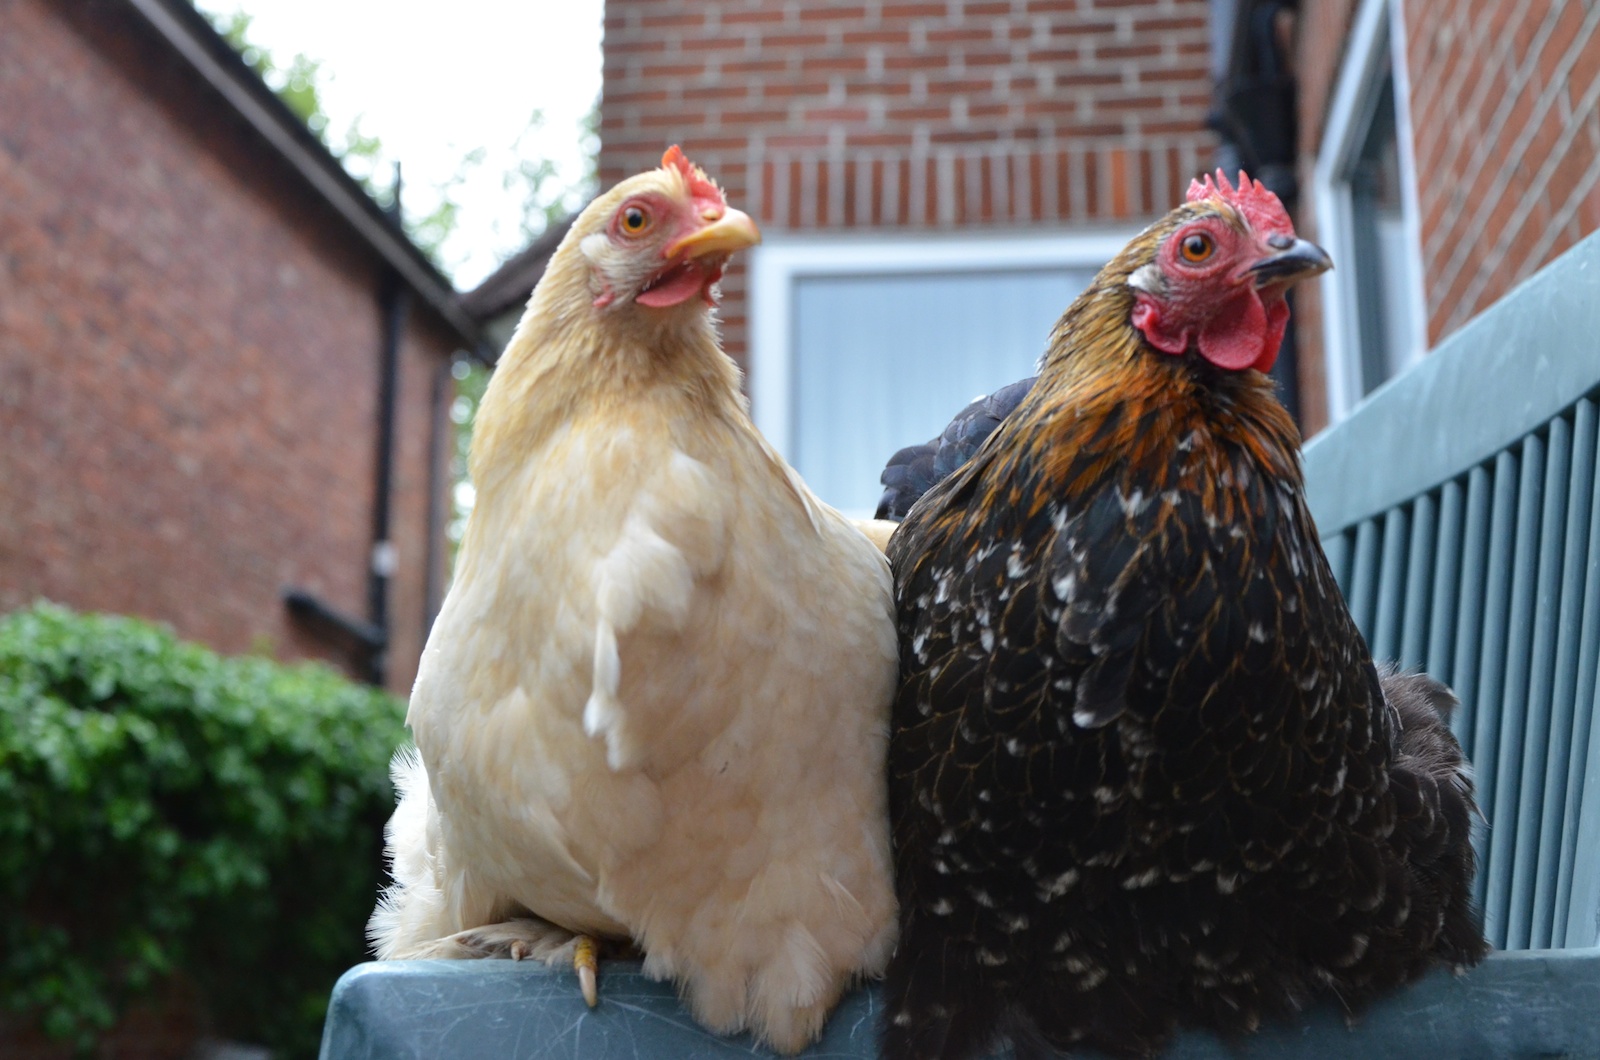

{"left": 1179, "top": 232, "right": 1214, "bottom": 263}
{"left": 620, "top": 205, "right": 650, "bottom": 234}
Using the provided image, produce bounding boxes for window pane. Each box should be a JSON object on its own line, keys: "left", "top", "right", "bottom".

{"left": 1348, "top": 65, "right": 1418, "bottom": 394}
{"left": 791, "top": 268, "right": 1093, "bottom": 514}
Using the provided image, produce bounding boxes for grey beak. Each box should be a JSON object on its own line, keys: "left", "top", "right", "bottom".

{"left": 1248, "top": 238, "right": 1333, "bottom": 285}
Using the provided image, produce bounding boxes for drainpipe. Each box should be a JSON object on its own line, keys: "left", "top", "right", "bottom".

{"left": 368, "top": 270, "right": 408, "bottom": 686}
{"left": 285, "top": 167, "right": 408, "bottom": 686}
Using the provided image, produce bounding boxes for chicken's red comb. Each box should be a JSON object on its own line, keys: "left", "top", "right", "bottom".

{"left": 661, "top": 145, "right": 724, "bottom": 207}
{"left": 1186, "top": 169, "right": 1292, "bottom": 235}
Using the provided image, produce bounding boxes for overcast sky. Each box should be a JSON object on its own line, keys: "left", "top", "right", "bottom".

{"left": 195, "top": 0, "right": 605, "bottom": 290}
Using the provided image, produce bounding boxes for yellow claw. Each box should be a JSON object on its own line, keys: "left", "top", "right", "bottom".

{"left": 575, "top": 935, "right": 599, "bottom": 1007}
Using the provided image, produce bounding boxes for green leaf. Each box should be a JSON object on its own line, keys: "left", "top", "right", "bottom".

{"left": 0, "top": 602, "right": 405, "bottom": 1055}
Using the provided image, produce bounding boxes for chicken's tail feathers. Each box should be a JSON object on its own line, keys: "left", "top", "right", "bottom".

{"left": 874, "top": 375, "right": 1038, "bottom": 522}
{"left": 1379, "top": 665, "right": 1472, "bottom": 794}
{"left": 367, "top": 745, "right": 452, "bottom": 959}
{"left": 876, "top": 443, "right": 938, "bottom": 521}
{"left": 1377, "top": 665, "right": 1490, "bottom": 968}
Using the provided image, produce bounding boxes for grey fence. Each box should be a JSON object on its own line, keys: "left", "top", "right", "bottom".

{"left": 1304, "top": 230, "right": 1600, "bottom": 953}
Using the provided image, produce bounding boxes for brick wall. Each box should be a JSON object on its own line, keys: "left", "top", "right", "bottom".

{"left": 0, "top": 0, "right": 455, "bottom": 695}
{"left": 1291, "top": 0, "right": 1600, "bottom": 433}
{"left": 599, "top": 0, "right": 1219, "bottom": 369}
{"left": 1405, "top": 0, "right": 1600, "bottom": 341}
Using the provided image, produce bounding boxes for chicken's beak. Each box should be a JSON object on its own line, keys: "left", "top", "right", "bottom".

{"left": 1248, "top": 237, "right": 1332, "bottom": 286}
{"left": 665, "top": 207, "right": 762, "bottom": 261}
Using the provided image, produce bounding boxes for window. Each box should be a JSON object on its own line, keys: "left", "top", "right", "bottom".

{"left": 748, "top": 232, "right": 1130, "bottom": 515}
{"left": 1313, "top": 0, "right": 1428, "bottom": 420}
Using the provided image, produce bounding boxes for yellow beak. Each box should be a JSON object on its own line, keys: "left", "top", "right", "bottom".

{"left": 665, "top": 207, "right": 762, "bottom": 260}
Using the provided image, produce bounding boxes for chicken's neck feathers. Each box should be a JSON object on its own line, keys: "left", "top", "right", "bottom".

{"left": 1022, "top": 267, "right": 1303, "bottom": 491}
{"left": 471, "top": 280, "right": 745, "bottom": 498}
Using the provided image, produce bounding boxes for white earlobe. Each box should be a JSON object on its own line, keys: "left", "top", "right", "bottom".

{"left": 1128, "top": 263, "right": 1162, "bottom": 294}
{"left": 580, "top": 232, "right": 610, "bottom": 266}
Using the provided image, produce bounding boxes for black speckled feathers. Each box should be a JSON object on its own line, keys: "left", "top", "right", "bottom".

{"left": 880, "top": 204, "right": 1486, "bottom": 1060}
{"left": 877, "top": 376, "right": 1038, "bottom": 521}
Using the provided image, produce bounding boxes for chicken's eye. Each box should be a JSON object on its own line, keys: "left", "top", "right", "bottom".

{"left": 1179, "top": 232, "right": 1214, "bottom": 263}
{"left": 621, "top": 206, "right": 651, "bottom": 234}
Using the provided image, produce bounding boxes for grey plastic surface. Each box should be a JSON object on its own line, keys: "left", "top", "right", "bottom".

{"left": 320, "top": 949, "right": 1600, "bottom": 1059}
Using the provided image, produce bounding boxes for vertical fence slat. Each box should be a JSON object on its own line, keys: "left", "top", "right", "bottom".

{"left": 1509, "top": 422, "right": 1570, "bottom": 948}
{"left": 1401, "top": 494, "right": 1436, "bottom": 670}
{"left": 1452, "top": 467, "right": 1495, "bottom": 763}
{"left": 1471, "top": 451, "right": 1521, "bottom": 937}
{"left": 1486, "top": 438, "right": 1545, "bottom": 950}
{"left": 1563, "top": 674, "right": 1600, "bottom": 949}
{"left": 1559, "top": 401, "right": 1600, "bottom": 947}
{"left": 1539, "top": 402, "right": 1598, "bottom": 946}
{"left": 1426, "top": 481, "right": 1465, "bottom": 686}
{"left": 1324, "top": 530, "right": 1353, "bottom": 596}
{"left": 1371, "top": 507, "right": 1410, "bottom": 663}
{"left": 1348, "top": 518, "right": 1383, "bottom": 645}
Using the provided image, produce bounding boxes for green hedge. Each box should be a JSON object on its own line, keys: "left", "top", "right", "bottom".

{"left": 0, "top": 603, "right": 406, "bottom": 1057}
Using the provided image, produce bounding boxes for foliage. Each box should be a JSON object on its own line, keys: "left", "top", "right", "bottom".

{"left": 447, "top": 357, "right": 491, "bottom": 556}
{"left": 198, "top": 1, "right": 602, "bottom": 287}
{"left": 0, "top": 604, "right": 406, "bottom": 1057}
{"left": 503, "top": 106, "right": 595, "bottom": 248}
{"left": 207, "top": 10, "right": 389, "bottom": 207}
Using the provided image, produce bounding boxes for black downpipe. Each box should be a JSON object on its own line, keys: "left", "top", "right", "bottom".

{"left": 367, "top": 273, "right": 409, "bottom": 686}
{"left": 284, "top": 168, "right": 408, "bottom": 686}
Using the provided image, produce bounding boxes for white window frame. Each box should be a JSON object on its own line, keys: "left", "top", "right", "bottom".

{"left": 1312, "top": 0, "right": 1430, "bottom": 422}
{"left": 747, "top": 229, "right": 1137, "bottom": 463}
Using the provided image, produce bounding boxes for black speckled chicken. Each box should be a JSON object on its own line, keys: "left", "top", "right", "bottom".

{"left": 880, "top": 172, "right": 1487, "bottom": 1060}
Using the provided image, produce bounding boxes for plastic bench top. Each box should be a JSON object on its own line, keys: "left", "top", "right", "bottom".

{"left": 319, "top": 948, "right": 1600, "bottom": 1059}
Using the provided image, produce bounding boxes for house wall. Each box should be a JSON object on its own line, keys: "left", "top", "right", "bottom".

{"left": 1291, "top": 0, "right": 1600, "bottom": 434}
{"left": 599, "top": 0, "right": 1219, "bottom": 372}
{"left": 0, "top": 0, "right": 454, "bottom": 695}
{"left": 1404, "top": 0, "right": 1600, "bottom": 341}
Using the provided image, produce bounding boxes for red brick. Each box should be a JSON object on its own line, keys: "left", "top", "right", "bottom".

{"left": 757, "top": 31, "right": 831, "bottom": 49}
{"left": 722, "top": 56, "right": 791, "bottom": 75}
{"left": 842, "top": 28, "right": 916, "bottom": 45}
{"left": 639, "top": 10, "right": 708, "bottom": 30}
{"left": 722, "top": 7, "right": 788, "bottom": 25}
{"left": 804, "top": 106, "right": 872, "bottom": 123}
{"left": 800, "top": 4, "right": 869, "bottom": 21}
{"left": 964, "top": 48, "right": 1023, "bottom": 68}
{"left": 635, "top": 60, "right": 712, "bottom": 81}
{"left": 800, "top": 53, "right": 870, "bottom": 72}
{"left": 882, "top": 2, "right": 947, "bottom": 17}
{"left": 759, "top": 78, "right": 835, "bottom": 99}
{"left": 887, "top": 102, "right": 953, "bottom": 121}
{"left": 929, "top": 127, "right": 1006, "bottom": 144}
{"left": 1132, "top": 16, "right": 1208, "bottom": 33}
{"left": 1108, "top": 146, "right": 1130, "bottom": 216}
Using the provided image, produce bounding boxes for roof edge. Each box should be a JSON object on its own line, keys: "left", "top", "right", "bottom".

{"left": 459, "top": 212, "right": 578, "bottom": 323}
{"left": 124, "top": 0, "right": 481, "bottom": 348}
